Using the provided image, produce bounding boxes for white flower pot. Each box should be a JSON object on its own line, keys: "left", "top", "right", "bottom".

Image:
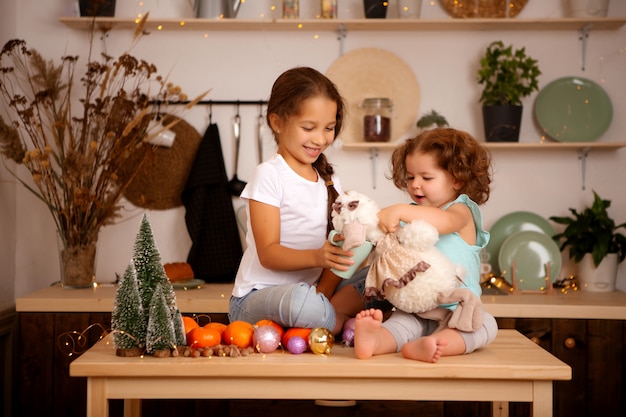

{"left": 561, "top": 0, "right": 609, "bottom": 18}
{"left": 578, "top": 252, "right": 618, "bottom": 292}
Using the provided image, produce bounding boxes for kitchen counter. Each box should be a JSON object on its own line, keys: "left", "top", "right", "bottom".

{"left": 15, "top": 283, "right": 626, "bottom": 320}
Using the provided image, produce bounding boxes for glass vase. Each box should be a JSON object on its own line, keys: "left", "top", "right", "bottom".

{"left": 58, "top": 238, "right": 97, "bottom": 289}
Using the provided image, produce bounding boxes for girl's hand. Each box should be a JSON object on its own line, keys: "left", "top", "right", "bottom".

{"left": 377, "top": 206, "right": 402, "bottom": 234}
{"left": 319, "top": 239, "right": 354, "bottom": 271}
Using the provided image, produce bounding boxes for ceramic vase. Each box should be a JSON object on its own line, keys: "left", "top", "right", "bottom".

{"left": 578, "top": 252, "right": 618, "bottom": 292}
{"left": 562, "top": 0, "right": 609, "bottom": 17}
{"left": 363, "top": 0, "right": 387, "bottom": 18}
{"left": 79, "top": 0, "right": 116, "bottom": 16}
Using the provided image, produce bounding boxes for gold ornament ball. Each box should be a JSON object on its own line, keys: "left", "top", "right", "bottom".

{"left": 308, "top": 327, "right": 334, "bottom": 355}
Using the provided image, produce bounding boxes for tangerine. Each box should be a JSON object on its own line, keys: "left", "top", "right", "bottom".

{"left": 204, "top": 322, "right": 228, "bottom": 342}
{"left": 182, "top": 316, "right": 200, "bottom": 335}
{"left": 223, "top": 320, "right": 255, "bottom": 348}
{"left": 255, "top": 319, "right": 284, "bottom": 340}
{"left": 282, "top": 327, "right": 312, "bottom": 348}
{"left": 186, "top": 326, "right": 221, "bottom": 348}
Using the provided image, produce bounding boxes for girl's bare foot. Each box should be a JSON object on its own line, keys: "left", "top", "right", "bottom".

{"left": 401, "top": 336, "right": 448, "bottom": 363}
{"left": 353, "top": 308, "right": 383, "bottom": 359}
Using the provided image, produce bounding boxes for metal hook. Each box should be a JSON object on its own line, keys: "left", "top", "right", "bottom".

{"left": 209, "top": 102, "right": 213, "bottom": 124}
{"left": 156, "top": 100, "right": 162, "bottom": 121}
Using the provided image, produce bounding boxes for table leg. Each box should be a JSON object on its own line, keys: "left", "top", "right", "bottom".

{"left": 123, "top": 399, "right": 141, "bottom": 417}
{"left": 492, "top": 401, "right": 509, "bottom": 417}
{"left": 87, "top": 378, "right": 108, "bottom": 417}
{"left": 532, "top": 381, "right": 553, "bottom": 417}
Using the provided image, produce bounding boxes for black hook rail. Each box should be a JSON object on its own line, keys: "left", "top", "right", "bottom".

{"left": 156, "top": 99, "right": 268, "bottom": 106}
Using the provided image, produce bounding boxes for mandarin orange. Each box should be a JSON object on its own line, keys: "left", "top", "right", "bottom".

{"left": 182, "top": 316, "right": 200, "bottom": 334}
{"left": 223, "top": 320, "right": 255, "bottom": 348}
{"left": 186, "top": 326, "right": 221, "bottom": 348}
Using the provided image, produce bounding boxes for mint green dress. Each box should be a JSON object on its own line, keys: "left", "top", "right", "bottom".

{"left": 436, "top": 194, "right": 489, "bottom": 299}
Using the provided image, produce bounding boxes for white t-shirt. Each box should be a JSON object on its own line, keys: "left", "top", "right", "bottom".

{"left": 232, "top": 154, "right": 343, "bottom": 297}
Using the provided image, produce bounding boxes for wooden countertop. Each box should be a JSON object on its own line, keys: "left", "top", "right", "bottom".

{"left": 16, "top": 283, "right": 626, "bottom": 320}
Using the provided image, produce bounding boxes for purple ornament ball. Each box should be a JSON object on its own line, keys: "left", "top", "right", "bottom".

{"left": 287, "top": 335, "right": 307, "bottom": 354}
{"left": 343, "top": 317, "right": 356, "bottom": 331}
{"left": 342, "top": 328, "right": 355, "bottom": 346}
{"left": 253, "top": 325, "right": 281, "bottom": 353}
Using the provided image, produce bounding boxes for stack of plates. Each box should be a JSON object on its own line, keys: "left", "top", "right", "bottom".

{"left": 485, "top": 211, "right": 561, "bottom": 290}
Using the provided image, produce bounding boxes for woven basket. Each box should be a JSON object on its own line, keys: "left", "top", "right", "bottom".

{"left": 122, "top": 114, "right": 202, "bottom": 210}
{"left": 438, "top": 0, "right": 527, "bottom": 18}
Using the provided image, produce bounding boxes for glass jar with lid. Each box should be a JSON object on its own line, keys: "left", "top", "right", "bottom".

{"left": 362, "top": 98, "right": 393, "bottom": 142}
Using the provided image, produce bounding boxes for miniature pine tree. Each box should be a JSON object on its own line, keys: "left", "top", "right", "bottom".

{"left": 111, "top": 260, "right": 145, "bottom": 353}
{"left": 133, "top": 214, "right": 169, "bottom": 317}
{"left": 146, "top": 282, "right": 177, "bottom": 353}
{"left": 131, "top": 213, "right": 186, "bottom": 354}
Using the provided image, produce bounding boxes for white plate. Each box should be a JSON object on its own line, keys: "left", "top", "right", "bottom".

{"left": 498, "top": 231, "right": 561, "bottom": 290}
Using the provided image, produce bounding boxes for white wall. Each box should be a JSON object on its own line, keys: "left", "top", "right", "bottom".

{"left": 0, "top": 0, "right": 17, "bottom": 311}
{"left": 1, "top": 0, "right": 626, "bottom": 303}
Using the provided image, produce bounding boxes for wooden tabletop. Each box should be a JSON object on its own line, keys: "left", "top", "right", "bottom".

{"left": 70, "top": 329, "right": 571, "bottom": 382}
{"left": 16, "top": 283, "right": 626, "bottom": 320}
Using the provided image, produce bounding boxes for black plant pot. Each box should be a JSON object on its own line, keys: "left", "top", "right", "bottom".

{"left": 482, "top": 105, "right": 522, "bottom": 142}
{"left": 79, "top": 0, "right": 116, "bottom": 17}
{"left": 363, "top": 0, "right": 388, "bottom": 18}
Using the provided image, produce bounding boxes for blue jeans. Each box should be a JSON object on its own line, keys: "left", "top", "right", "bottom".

{"left": 229, "top": 267, "right": 371, "bottom": 329}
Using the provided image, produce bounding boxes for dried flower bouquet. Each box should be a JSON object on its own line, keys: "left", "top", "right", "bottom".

{"left": 0, "top": 15, "right": 206, "bottom": 286}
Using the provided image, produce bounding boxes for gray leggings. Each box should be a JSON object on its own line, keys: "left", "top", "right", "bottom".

{"left": 382, "top": 309, "right": 498, "bottom": 354}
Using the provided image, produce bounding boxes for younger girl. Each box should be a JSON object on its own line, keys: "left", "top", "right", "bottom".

{"left": 354, "top": 127, "right": 498, "bottom": 362}
{"left": 229, "top": 67, "right": 364, "bottom": 335}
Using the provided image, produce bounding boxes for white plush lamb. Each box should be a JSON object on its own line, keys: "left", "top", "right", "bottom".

{"left": 364, "top": 219, "right": 464, "bottom": 314}
{"left": 331, "top": 192, "right": 482, "bottom": 330}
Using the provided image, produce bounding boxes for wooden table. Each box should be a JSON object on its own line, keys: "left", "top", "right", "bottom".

{"left": 70, "top": 329, "right": 570, "bottom": 417}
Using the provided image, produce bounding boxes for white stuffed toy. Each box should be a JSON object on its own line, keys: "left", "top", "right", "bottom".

{"left": 364, "top": 219, "right": 464, "bottom": 314}
{"left": 331, "top": 191, "right": 483, "bottom": 332}
{"left": 331, "top": 190, "right": 385, "bottom": 250}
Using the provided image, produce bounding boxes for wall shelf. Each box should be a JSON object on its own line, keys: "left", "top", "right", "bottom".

{"left": 58, "top": 17, "right": 626, "bottom": 32}
{"left": 341, "top": 141, "right": 626, "bottom": 151}
{"left": 345, "top": 141, "right": 626, "bottom": 190}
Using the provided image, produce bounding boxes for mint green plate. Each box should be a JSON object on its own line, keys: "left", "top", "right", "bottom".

{"left": 498, "top": 231, "right": 561, "bottom": 290}
{"left": 534, "top": 76, "right": 612, "bottom": 142}
{"left": 485, "top": 211, "right": 554, "bottom": 277}
{"left": 172, "top": 279, "right": 205, "bottom": 290}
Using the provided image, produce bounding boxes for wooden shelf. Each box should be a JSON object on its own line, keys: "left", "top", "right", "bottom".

{"left": 58, "top": 17, "right": 626, "bottom": 32}
{"left": 341, "top": 141, "right": 626, "bottom": 151}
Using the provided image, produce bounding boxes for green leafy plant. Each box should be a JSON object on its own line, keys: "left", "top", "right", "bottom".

{"left": 550, "top": 191, "right": 626, "bottom": 267}
{"left": 416, "top": 109, "right": 449, "bottom": 129}
{"left": 477, "top": 40, "right": 541, "bottom": 106}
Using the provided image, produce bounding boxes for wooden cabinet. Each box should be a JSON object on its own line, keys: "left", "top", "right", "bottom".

{"left": 497, "top": 317, "right": 625, "bottom": 417}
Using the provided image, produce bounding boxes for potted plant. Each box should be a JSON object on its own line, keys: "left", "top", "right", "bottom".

{"left": 416, "top": 109, "right": 449, "bottom": 131}
{"left": 477, "top": 40, "right": 541, "bottom": 142}
{"left": 550, "top": 191, "right": 626, "bottom": 292}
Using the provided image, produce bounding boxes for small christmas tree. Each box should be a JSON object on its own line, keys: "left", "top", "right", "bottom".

{"left": 111, "top": 260, "right": 145, "bottom": 356}
{"left": 146, "top": 282, "right": 177, "bottom": 354}
{"left": 112, "top": 213, "right": 185, "bottom": 357}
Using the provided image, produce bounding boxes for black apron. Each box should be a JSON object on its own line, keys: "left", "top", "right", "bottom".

{"left": 182, "top": 123, "right": 242, "bottom": 283}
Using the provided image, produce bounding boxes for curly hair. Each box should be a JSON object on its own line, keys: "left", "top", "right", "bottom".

{"left": 389, "top": 128, "right": 492, "bottom": 205}
{"left": 266, "top": 67, "right": 346, "bottom": 232}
